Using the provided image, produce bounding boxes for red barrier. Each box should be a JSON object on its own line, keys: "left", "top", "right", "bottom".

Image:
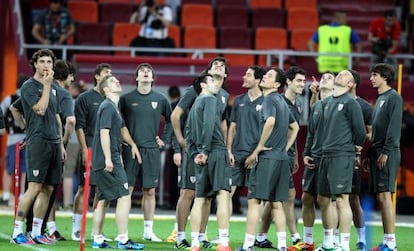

{"left": 72, "top": 54, "right": 211, "bottom": 66}
{"left": 14, "top": 142, "right": 20, "bottom": 219}
{"left": 80, "top": 148, "right": 92, "bottom": 251}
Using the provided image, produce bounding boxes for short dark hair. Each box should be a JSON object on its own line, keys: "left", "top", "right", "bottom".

{"left": 168, "top": 86, "right": 181, "bottom": 99}
{"left": 270, "top": 67, "right": 286, "bottom": 90}
{"left": 98, "top": 75, "right": 113, "bottom": 96}
{"left": 93, "top": 63, "right": 111, "bottom": 86}
{"left": 193, "top": 73, "right": 213, "bottom": 94}
{"left": 348, "top": 69, "right": 361, "bottom": 89}
{"left": 67, "top": 61, "right": 76, "bottom": 76}
{"left": 30, "top": 49, "right": 56, "bottom": 73}
{"left": 370, "top": 63, "right": 395, "bottom": 86}
{"left": 54, "top": 60, "right": 69, "bottom": 81}
{"left": 207, "top": 57, "right": 229, "bottom": 74}
{"left": 285, "top": 66, "right": 306, "bottom": 81}
{"left": 248, "top": 65, "right": 267, "bottom": 82}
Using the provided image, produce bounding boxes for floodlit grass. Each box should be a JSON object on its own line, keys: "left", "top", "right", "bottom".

{"left": 0, "top": 212, "right": 412, "bottom": 250}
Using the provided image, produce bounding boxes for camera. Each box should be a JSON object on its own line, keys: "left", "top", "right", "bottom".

{"left": 145, "top": 0, "right": 155, "bottom": 7}
{"left": 372, "top": 36, "right": 392, "bottom": 56}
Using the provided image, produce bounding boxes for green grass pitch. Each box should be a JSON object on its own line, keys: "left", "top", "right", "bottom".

{"left": 0, "top": 212, "right": 412, "bottom": 250}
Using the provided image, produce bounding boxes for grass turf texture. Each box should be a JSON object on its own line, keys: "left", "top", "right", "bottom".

{"left": 0, "top": 214, "right": 411, "bottom": 250}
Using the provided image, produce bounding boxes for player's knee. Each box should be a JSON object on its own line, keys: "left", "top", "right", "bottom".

{"left": 316, "top": 195, "right": 330, "bottom": 209}
{"left": 302, "top": 193, "right": 315, "bottom": 207}
{"left": 143, "top": 188, "right": 156, "bottom": 197}
{"left": 45, "top": 185, "right": 54, "bottom": 195}
{"left": 182, "top": 190, "right": 195, "bottom": 201}
{"left": 28, "top": 185, "right": 43, "bottom": 195}
{"left": 349, "top": 195, "right": 360, "bottom": 207}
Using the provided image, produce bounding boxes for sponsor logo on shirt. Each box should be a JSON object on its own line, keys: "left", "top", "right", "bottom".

{"left": 131, "top": 103, "right": 138, "bottom": 106}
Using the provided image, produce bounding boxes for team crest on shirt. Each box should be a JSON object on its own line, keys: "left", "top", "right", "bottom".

{"left": 83, "top": 172, "right": 87, "bottom": 178}
{"left": 229, "top": 178, "right": 232, "bottom": 186}
{"left": 190, "top": 176, "right": 196, "bottom": 183}
{"left": 256, "top": 104, "right": 262, "bottom": 111}
{"left": 123, "top": 183, "right": 128, "bottom": 190}
{"left": 177, "top": 175, "right": 181, "bottom": 183}
{"left": 379, "top": 100, "right": 385, "bottom": 107}
{"left": 338, "top": 104, "right": 344, "bottom": 111}
{"left": 52, "top": 89, "right": 56, "bottom": 96}
{"left": 151, "top": 102, "right": 158, "bottom": 109}
{"left": 221, "top": 96, "right": 226, "bottom": 104}
{"left": 33, "top": 170, "right": 39, "bottom": 177}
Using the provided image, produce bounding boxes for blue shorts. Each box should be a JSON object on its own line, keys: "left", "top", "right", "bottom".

{"left": 6, "top": 144, "right": 26, "bottom": 174}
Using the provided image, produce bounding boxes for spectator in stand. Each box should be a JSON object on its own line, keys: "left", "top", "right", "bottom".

{"left": 368, "top": 10, "right": 401, "bottom": 69}
{"left": 129, "top": 0, "right": 174, "bottom": 56}
{"left": 308, "top": 11, "right": 362, "bottom": 74}
{"left": 31, "top": 0, "right": 75, "bottom": 59}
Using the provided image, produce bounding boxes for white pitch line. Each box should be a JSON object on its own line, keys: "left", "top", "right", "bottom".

{"left": 0, "top": 232, "right": 51, "bottom": 251}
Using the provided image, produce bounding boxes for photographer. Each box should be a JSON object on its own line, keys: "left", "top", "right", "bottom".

{"left": 130, "top": 0, "right": 174, "bottom": 56}
{"left": 368, "top": 10, "right": 401, "bottom": 68}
